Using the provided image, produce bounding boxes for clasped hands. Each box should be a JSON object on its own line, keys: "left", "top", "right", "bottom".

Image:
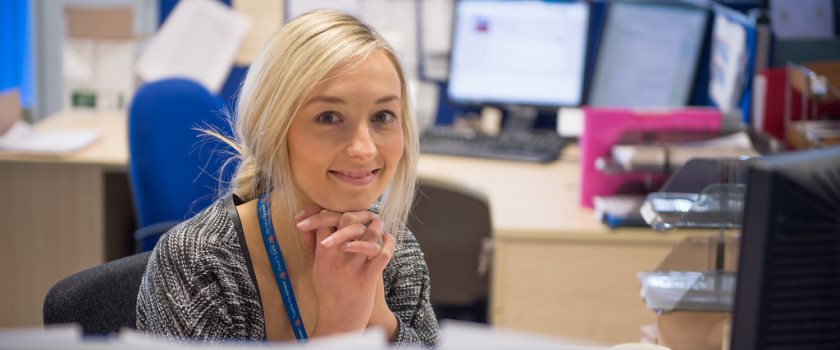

{"left": 294, "top": 205, "right": 398, "bottom": 339}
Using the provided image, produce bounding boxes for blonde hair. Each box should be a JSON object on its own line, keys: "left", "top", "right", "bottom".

{"left": 213, "top": 9, "right": 418, "bottom": 236}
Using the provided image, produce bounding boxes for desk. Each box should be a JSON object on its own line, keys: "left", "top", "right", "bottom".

{"left": 1, "top": 112, "right": 708, "bottom": 344}
{"left": 419, "top": 152, "right": 716, "bottom": 343}
{"left": 0, "top": 111, "right": 134, "bottom": 328}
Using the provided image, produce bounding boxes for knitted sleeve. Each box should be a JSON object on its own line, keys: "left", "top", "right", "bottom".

{"left": 385, "top": 230, "right": 441, "bottom": 348}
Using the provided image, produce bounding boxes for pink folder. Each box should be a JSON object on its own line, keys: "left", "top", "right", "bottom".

{"left": 579, "top": 107, "right": 722, "bottom": 208}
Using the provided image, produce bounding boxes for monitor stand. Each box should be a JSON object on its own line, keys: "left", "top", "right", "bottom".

{"left": 501, "top": 105, "right": 539, "bottom": 134}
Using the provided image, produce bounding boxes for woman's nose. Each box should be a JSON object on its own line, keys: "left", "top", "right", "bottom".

{"left": 345, "top": 123, "right": 376, "bottom": 160}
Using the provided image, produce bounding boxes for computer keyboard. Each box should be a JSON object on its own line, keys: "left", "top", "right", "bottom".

{"left": 419, "top": 127, "right": 567, "bottom": 163}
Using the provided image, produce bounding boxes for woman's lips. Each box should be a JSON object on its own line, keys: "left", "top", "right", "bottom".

{"left": 329, "top": 169, "right": 380, "bottom": 186}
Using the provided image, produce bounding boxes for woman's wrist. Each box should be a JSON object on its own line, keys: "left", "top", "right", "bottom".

{"left": 368, "top": 305, "right": 398, "bottom": 341}
{"left": 312, "top": 318, "right": 365, "bottom": 338}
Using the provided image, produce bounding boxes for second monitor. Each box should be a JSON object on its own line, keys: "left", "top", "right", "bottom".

{"left": 588, "top": 1, "right": 708, "bottom": 108}
{"left": 447, "top": 0, "right": 589, "bottom": 109}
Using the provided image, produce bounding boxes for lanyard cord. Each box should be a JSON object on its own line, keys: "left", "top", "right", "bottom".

{"left": 256, "top": 192, "right": 308, "bottom": 341}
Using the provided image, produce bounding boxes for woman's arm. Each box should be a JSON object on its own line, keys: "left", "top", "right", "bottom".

{"left": 383, "top": 230, "right": 440, "bottom": 347}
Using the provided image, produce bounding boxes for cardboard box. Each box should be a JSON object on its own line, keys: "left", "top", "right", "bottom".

{"left": 0, "top": 89, "right": 21, "bottom": 135}
{"left": 657, "top": 311, "right": 730, "bottom": 350}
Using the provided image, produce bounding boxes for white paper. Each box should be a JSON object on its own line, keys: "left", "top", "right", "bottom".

{"left": 64, "top": 39, "right": 138, "bottom": 112}
{"left": 135, "top": 0, "right": 251, "bottom": 94}
{"left": 610, "top": 132, "right": 758, "bottom": 171}
{"left": 118, "top": 327, "right": 388, "bottom": 349}
{"left": 709, "top": 14, "right": 747, "bottom": 112}
{"left": 771, "top": 0, "right": 835, "bottom": 39}
{"left": 441, "top": 320, "right": 610, "bottom": 350}
{"left": 0, "top": 121, "right": 99, "bottom": 154}
{"left": 0, "top": 324, "right": 82, "bottom": 349}
{"left": 557, "top": 107, "right": 584, "bottom": 137}
{"left": 593, "top": 195, "right": 645, "bottom": 221}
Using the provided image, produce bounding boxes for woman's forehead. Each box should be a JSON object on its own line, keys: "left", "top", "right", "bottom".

{"left": 310, "top": 51, "right": 402, "bottom": 97}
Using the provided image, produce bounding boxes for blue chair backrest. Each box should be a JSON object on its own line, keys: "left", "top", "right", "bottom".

{"left": 128, "top": 78, "right": 236, "bottom": 250}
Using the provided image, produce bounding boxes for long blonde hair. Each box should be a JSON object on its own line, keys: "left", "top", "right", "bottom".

{"left": 213, "top": 9, "right": 418, "bottom": 236}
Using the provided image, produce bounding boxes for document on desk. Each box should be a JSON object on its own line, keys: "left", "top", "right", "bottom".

{"left": 0, "top": 121, "right": 99, "bottom": 154}
{"left": 135, "top": 0, "right": 250, "bottom": 94}
{"left": 610, "top": 131, "right": 758, "bottom": 172}
{"left": 118, "top": 327, "right": 389, "bottom": 349}
{"left": 0, "top": 325, "right": 82, "bottom": 349}
{"left": 441, "top": 320, "right": 610, "bottom": 350}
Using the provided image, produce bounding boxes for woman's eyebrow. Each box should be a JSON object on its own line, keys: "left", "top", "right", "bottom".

{"left": 306, "top": 95, "right": 400, "bottom": 106}
{"left": 306, "top": 95, "right": 347, "bottom": 105}
{"left": 375, "top": 95, "right": 400, "bottom": 104}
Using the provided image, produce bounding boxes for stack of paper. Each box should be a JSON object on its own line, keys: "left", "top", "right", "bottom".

{"left": 135, "top": 0, "right": 250, "bottom": 94}
{"left": 0, "top": 121, "right": 99, "bottom": 154}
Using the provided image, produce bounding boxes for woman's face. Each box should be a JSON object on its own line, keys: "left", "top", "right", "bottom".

{"left": 288, "top": 50, "right": 404, "bottom": 212}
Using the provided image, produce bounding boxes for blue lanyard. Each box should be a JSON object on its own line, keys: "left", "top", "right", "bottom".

{"left": 257, "top": 192, "right": 308, "bottom": 341}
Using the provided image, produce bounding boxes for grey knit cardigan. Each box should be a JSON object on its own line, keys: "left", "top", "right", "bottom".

{"left": 136, "top": 194, "right": 440, "bottom": 347}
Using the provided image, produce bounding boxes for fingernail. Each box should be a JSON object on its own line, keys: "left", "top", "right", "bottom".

{"left": 294, "top": 210, "right": 305, "bottom": 220}
{"left": 320, "top": 236, "right": 334, "bottom": 247}
{"left": 342, "top": 242, "right": 353, "bottom": 250}
{"left": 296, "top": 220, "right": 309, "bottom": 230}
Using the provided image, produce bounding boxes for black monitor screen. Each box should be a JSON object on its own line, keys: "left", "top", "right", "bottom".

{"left": 731, "top": 146, "right": 840, "bottom": 349}
{"left": 447, "top": 0, "right": 589, "bottom": 107}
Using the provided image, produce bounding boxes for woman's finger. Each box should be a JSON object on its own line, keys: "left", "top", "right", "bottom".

{"left": 340, "top": 240, "right": 383, "bottom": 259}
{"left": 295, "top": 205, "right": 323, "bottom": 221}
{"left": 296, "top": 210, "right": 341, "bottom": 232}
{"left": 315, "top": 226, "right": 334, "bottom": 246}
{"left": 357, "top": 218, "right": 384, "bottom": 243}
{"left": 366, "top": 232, "right": 395, "bottom": 270}
{"left": 319, "top": 223, "right": 367, "bottom": 248}
{"left": 337, "top": 211, "right": 379, "bottom": 230}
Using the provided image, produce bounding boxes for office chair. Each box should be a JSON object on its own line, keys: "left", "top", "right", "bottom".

{"left": 128, "top": 78, "right": 235, "bottom": 252}
{"left": 43, "top": 252, "right": 151, "bottom": 334}
{"left": 408, "top": 177, "right": 493, "bottom": 323}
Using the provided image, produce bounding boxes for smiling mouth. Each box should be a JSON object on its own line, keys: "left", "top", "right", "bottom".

{"left": 328, "top": 169, "right": 381, "bottom": 186}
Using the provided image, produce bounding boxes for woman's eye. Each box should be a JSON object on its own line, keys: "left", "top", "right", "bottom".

{"left": 372, "top": 111, "right": 397, "bottom": 124}
{"left": 315, "top": 112, "right": 341, "bottom": 124}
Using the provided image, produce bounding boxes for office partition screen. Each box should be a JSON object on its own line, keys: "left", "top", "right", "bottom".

{"left": 447, "top": 0, "right": 589, "bottom": 107}
{"left": 588, "top": 2, "right": 707, "bottom": 108}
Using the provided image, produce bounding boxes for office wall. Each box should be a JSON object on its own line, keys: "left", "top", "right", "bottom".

{"left": 30, "top": 0, "right": 158, "bottom": 121}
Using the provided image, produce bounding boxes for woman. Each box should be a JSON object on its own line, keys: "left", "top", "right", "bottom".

{"left": 136, "top": 9, "right": 439, "bottom": 347}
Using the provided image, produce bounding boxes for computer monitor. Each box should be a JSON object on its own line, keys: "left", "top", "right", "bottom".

{"left": 588, "top": 1, "right": 708, "bottom": 108}
{"left": 447, "top": 0, "right": 589, "bottom": 109}
{"left": 730, "top": 146, "right": 840, "bottom": 349}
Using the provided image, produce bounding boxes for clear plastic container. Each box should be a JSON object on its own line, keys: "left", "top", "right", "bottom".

{"left": 640, "top": 158, "right": 749, "bottom": 231}
{"left": 638, "top": 270, "right": 735, "bottom": 313}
